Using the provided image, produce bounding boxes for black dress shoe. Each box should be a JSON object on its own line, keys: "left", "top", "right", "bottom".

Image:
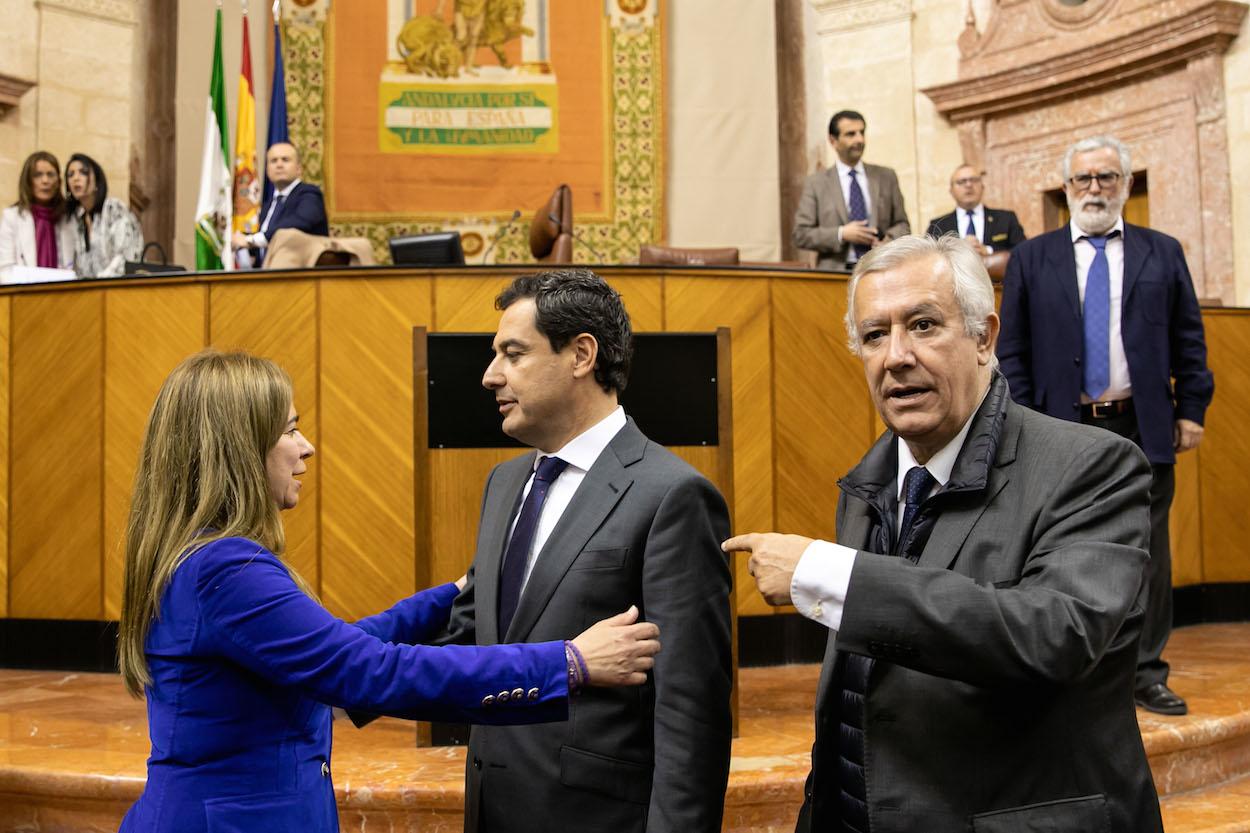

{"left": 1135, "top": 683, "right": 1188, "bottom": 715}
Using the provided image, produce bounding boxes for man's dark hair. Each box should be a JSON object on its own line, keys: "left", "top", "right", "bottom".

{"left": 829, "top": 110, "right": 866, "bottom": 138}
{"left": 496, "top": 268, "right": 633, "bottom": 394}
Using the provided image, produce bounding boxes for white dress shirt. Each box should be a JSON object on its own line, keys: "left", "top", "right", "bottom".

{"left": 509, "top": 406, "right": 627, "bottom": 593}
{"left": 1071, "top": 218, "right": 1131, "bottom": 402}
{"left": 790, "top": 392, "right": 982, "bottom": 633}
{"left": 959, "top": 204, "right": 986, "bottom": 250}
{"left": 834, "top": 160, "right": 873, "bottom": 260}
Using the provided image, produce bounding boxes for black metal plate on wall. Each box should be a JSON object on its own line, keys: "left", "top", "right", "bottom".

{"left": 426, "top": 333, "right": 719, "bottom": 448}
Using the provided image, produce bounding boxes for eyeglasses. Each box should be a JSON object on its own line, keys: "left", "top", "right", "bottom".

{"left": 952, "top": 177, "right": 982, "bottom": 188}
{"left": 1067, "top": 171, "right": 1122, "bottom": 191}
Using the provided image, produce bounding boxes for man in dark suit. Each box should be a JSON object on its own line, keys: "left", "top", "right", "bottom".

{"left": 926, "top": 164, "right": 1025, "bottom": 253}
{"left": 793, "top": 110, "right": 910, "bottom": 271}
{"left": 231, "top": 142, "right": 328, "bottom": 267}
{"left": 726, "top": 235, "right": 1162, "bottom": 832}
{"left": 998, "top": 135, "right": 1214, "bottom": 716}
{"left": 445, "top": 268, "right": 733, "bottom": 833}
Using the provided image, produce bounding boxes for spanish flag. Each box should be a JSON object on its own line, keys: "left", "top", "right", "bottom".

{"left": 232, "top": 14, "right": 259, "bottom": 239}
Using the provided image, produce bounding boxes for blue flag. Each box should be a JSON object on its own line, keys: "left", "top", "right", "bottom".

{"left": 263, "top": 12, "right": 289, "bottom": 206}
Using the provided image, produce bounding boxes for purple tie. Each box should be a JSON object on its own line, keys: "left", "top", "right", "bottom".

{"left": 497, "top": 455, "right": 569, "bottom": 637}
{"left": 847, "top": 169, "right": 869, "bottom": 258}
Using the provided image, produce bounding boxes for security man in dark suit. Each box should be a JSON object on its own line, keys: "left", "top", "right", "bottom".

{"left": 998, "top": 135, "right": 1214, "bottom": 716}
{"left": 926, "top": 164, "right": 1025, "bottom": 254}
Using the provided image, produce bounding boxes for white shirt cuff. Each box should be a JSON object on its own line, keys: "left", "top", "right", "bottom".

{"left": 790, "top": 539, "right": 857, "bottom": 632}
{"left": 252, "top": 231, "right": 269, "bottom": 248}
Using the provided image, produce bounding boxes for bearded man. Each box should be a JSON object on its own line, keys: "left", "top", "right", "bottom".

{"left": 998, "top": 135, "right": 1214, "bottom": 716}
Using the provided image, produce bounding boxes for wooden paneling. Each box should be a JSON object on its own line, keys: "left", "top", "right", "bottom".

{"left": 434, "top": 275, "right": 514, "bottom": 332}
{"left": 0, "top": 296, "right": 8, "bottom": 618}
{"left": 1198, "top": 313, "right": 1250, "bottom": 583}
{"left": 319, "top": 278, "right": 431, "bottom": 621}
{"left": 665, "top": 278, "right": 774, "bottom": 615}
{"left": 10, "top": 291, "right": 104, "bottom": 618}
{"left": 0, "top": 269, "right": 1246, "bottom": 623}
{"left": 429, "top": 449, "right": 521, "bottom": 584}
{"left": 610, "top": 276, "right": 663, "bottom": 331}
{"left": 1171, "top": 450, "right": 1202, "bottom": 587}
{"left": 772, "top": 279, "right": 875, "bottom": 548}
{"left": 210, "top": 281, "right": 320, "bottom": 589}
{"left": 102, "top": 286, "right": 208, "bottom": 617}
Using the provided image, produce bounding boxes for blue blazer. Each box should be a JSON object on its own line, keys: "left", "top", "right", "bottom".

{"left": 119, "top": 537, "right": 567, "bottom": 833}
{"left": 262, "top": 181, "right": 329, "bottom": 239}
{"left": 998, "top": 223, "right": 1214, "bottom": 464}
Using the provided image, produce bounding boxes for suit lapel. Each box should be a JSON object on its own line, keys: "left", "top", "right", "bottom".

{"left": 867, "top": 167, "right": 882, "bottom": 229}
{"left": 1048, "top": 228, "right": 1082, "bottom": 320}
{"left": 478, "top": 454, "right": 536, "bottom": 644}
{"left": 825, "top": 168, "right": 849, "bottom": 226}
{"left": 917, "top": 403, "right": 1019, "bottom": 571}
{"left": 504, "top": 425, "right": 640, "bottom": 641}
{"left": 19, "top": 213, "right": 36, "bottom": 265}
{"left": 1121, "top": 223, "right": 1149, "bottom": 307}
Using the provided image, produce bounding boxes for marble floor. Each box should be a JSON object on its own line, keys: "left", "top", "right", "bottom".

{"left": 1, "top": 623, "right": 1247, "bottom": 831}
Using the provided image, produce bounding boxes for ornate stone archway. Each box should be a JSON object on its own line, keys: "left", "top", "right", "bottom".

{"left": 923, "top": 0, "right": 1247, "bottom": 303}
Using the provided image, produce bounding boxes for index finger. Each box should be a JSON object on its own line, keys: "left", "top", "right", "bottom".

{"left": 722, "top": 533, "right": 761, "bottom": 553}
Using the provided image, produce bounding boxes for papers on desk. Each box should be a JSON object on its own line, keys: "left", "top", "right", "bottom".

{"left": 0, "top": 265, "right": 77, "bottom": 285}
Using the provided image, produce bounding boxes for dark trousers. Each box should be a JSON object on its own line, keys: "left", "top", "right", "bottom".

{"left": 1080, "top": 408, "right": 1174, "bottom": 689}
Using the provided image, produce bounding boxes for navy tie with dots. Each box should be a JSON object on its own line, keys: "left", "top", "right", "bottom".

{"left": 1082, "top": 234, "right": 1114, "bottom": 400}
{"left": 498, "top": 455, "right": 569, "bottom": 637}
{"left": 897, "top": 466, "right": 936, "bottom": 558}
{"left": 847, "top": 169, "right": 870, "bottom": 259}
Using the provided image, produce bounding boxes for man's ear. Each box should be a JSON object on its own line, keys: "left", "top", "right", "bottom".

{"left": 979, "top": 313, "right": 1001, "bottom": 365}
{"left": 570, "top": 333, "right": 599, "bottom": 379}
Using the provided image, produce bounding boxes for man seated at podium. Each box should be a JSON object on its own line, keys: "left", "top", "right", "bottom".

{"left": 444, "top": 268, "right": 734, "bottom": 833}
{"left": 232, "top": 142, "right": 328, "bottom": 268}
{"left": 925, "top": 164, "right": 1025, "bottom": 255}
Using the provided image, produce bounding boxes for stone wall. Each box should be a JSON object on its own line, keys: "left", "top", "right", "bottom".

{"left": 0, "top": 0, "right": 137, "bottom": 213}
{"left": 804, "top": 0, "right": 1250, "bottom": 304}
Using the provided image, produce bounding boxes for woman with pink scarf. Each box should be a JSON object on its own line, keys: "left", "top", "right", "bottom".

{"left": 0, "top": 151, "right": 76, "bottom": 281}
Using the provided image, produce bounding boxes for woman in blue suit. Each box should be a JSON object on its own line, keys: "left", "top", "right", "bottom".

{"left": 117, "top": 350, "right": 659, "bottom": 832}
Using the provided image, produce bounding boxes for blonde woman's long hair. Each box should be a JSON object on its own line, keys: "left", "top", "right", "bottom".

{"left": 118, "top": 349, "right": 311, "bottom": 697}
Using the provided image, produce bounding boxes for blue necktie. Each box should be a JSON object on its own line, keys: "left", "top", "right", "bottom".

{"left": 965, "top": 211, "right": 977, "bottom": 239}
{"left": 497, "top": 455, "right": 569, "bottom": 636}
{"left": 1082, "top": 235, "right": 1112, "bottom": 400}
{"left": 897, "top": 466, "right": 936, "bottom": 559}
{"left": 847, "top": 169, "right": 869, "bottom": 258}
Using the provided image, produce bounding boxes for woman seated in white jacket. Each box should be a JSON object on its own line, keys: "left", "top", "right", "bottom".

{"left": 65, "top": 152, "right": 143, "bottom": 278}
{"left": 0, "top": 151, "right": 76, "bottom": 281}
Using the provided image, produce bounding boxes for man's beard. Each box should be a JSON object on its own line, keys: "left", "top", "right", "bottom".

{"left": 1068, "top": 190, "right": 1124, "bottom": 236}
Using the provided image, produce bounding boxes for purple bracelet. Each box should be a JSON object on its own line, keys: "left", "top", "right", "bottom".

{"left": 567, "top": 640, "right": 590, "bottom": 686}
{"left": 563, "top": 641, "right": 584, "bottom": 694}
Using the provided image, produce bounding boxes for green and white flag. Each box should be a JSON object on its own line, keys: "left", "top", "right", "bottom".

{"left": 195, "top": 7, "right": 232, "bottom": 271}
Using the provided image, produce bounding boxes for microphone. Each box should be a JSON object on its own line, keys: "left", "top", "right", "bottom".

{"left": 548, "top": 213, "right": 606, "bottom": 264}
{"left": 482, "top": 209, "right": 522, "bottom": 264}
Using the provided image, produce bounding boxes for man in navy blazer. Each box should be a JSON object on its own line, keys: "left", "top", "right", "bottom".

{"left": 998, "top": 135, "right": 1214, "bottom": 715}
{"left": 232, "top": 142, "right": 328, "bottom": 267}
{"left": 926, "top": 164, "right": 1025, "bottom": 253}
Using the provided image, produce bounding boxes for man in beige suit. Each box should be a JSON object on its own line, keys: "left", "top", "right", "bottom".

{"left": 793, "top": 110, "right": 911, "bottom": 271}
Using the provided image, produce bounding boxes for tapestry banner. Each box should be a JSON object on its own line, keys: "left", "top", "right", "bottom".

{"left": 282, "top": 0, "right": 664, "bottom": 263}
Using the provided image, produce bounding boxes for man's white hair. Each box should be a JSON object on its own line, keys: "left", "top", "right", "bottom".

{"left": 1062, "top": 135, "right": 1131, "bottom": 181}
{"left": 843, "top": 234, "right": 998, "bottom": 369}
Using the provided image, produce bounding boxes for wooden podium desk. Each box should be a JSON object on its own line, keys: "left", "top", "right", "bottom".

{"left": 0, "top": 264, "right": 1246, "bottom": 626}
